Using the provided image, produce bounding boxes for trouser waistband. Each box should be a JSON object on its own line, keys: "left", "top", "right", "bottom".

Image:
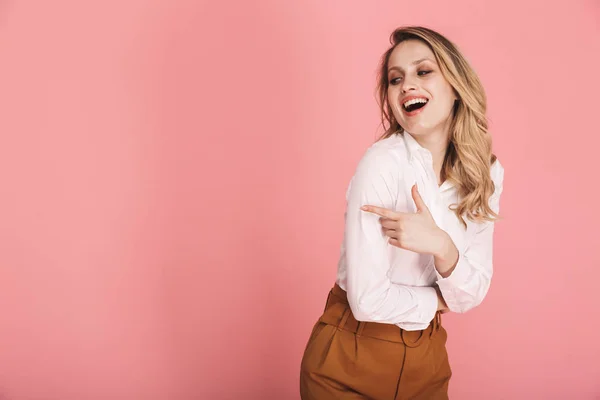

{"left": 318, "top": 283, "right": 442, "bottom": 347}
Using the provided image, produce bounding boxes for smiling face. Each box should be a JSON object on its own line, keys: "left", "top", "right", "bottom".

{"left": 387, "top": 39, "right": 457, "bottom": 138}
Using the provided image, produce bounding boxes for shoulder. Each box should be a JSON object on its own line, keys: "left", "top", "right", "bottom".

{"left": 355, "top": 134, "right": 408, "bottom": 174}
{"left": 345, "top": 134, "right": 407, "bottom": 199}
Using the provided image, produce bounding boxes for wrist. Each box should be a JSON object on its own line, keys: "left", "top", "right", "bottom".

{"left": 432, "top": 228, "right": 451, "bottom": 258}
{"left": 433, "top": 230, "right": 459, "bottom": 278}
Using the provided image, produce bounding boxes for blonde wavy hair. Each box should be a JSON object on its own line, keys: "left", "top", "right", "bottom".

{"left": 376, "top": 26, "right": 499, "bottom": 227}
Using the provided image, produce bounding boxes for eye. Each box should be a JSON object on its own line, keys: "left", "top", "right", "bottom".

{"left": 418, "top": 70, "right": 432, "bottom": 76}
{"left": 389, "top": 77, "right": 403, "bottom": 85}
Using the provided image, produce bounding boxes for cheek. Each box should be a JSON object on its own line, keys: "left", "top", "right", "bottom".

{"left": 387, "top": 88, "right": 404, "bottom": 114}
{"left": 431, "top": 81, "right": 456, "bottom": 107}
{"left": 387, "top": 86, "right": 400, "bottom": 104}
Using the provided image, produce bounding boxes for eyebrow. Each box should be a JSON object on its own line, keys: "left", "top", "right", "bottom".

{"left": 388, "top": 57, "right": 435, "bottom": 73}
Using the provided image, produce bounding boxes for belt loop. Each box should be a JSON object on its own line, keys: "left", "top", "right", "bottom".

{"left": 429, "top": 311, "right": 441, "bottom": 338}
{"left": 430, "top": 312, "right": 436, "bottom": 338}
{"left": 337, "top": 307, "right": 351, "bottom": 330}
{"left": 356, "top": 321, "right": 366, "bottom": 337}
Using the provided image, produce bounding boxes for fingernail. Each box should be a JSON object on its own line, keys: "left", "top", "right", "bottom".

{"left": 361, "top": 206, "right": 367, "bottom": 211}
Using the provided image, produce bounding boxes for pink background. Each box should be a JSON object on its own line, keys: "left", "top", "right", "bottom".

{"left": 1, "top": 1, "right": 599, "bottom": 399}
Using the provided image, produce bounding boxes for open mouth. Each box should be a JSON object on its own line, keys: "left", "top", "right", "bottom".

{"left": 403, "top": 98, "right": 428, "bottom": 113}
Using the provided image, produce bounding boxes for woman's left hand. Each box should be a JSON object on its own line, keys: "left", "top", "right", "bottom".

{"left": 361, "top": 184, "right": 448, "bottom": 255}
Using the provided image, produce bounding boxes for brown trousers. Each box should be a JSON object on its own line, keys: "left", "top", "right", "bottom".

{"left": 300, "top": 284, "right": 452, "bottom": 399}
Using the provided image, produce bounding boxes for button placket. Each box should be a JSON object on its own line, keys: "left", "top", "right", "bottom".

{"left": 419, "top": 151, "right": 445, "bottom": 230}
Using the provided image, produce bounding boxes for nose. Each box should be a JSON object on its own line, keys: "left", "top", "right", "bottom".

{"left": 400, "top": 76, "right": 417, "bottom": 93}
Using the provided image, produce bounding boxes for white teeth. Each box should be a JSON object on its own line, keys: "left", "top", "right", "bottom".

{"left": 403, "top": 98, "right": 428, "bottom": 108}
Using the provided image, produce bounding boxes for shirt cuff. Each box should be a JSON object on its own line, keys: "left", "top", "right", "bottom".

{"left": 435, "top": 252, "right": 471, "bottom": 289}
{"left": 434, "top": 253, "right": 472, "bottom": 313}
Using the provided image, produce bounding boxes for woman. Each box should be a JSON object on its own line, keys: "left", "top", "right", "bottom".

{"left": 299, "top": 26, "right": 504, "bottom": 399}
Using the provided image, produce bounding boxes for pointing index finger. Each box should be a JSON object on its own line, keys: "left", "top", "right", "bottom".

{"left": 360, "top": 205, "right": 398, "bottom": 219}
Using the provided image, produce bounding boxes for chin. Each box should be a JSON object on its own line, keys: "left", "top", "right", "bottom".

{"left": 401, "top": 115, "right": 452, "bottom": 137}
{"left": 401, "top": 122, "right": 433, "bottom": 136}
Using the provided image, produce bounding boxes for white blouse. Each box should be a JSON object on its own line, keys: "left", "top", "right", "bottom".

{"left": 335, "top": 131, "right": 504, "bottom": 331}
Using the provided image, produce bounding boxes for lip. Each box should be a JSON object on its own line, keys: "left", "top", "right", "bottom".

{"left": 401, "top": 95, "right": 429, "bottom": 117}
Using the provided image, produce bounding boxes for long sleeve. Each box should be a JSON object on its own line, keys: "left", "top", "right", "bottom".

{"left": 436, "top": 160, "right": 505, "bottom": 313}
{"left": 344, "top": 148, "right": 439, "bottom": 327}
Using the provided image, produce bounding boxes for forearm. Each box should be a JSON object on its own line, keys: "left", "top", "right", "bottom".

{"left": 436, "top": 265, "right": 491, "bottom": 313}
{"left": 432, "top": 228, "right": 494, "bottom": 313}
{"left": 347, "top": 279, "right": 439, "bottom": 325}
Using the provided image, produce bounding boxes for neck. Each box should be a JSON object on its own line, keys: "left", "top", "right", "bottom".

{"left": 412, "top": 129, "right": 451, "bottom": 185}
